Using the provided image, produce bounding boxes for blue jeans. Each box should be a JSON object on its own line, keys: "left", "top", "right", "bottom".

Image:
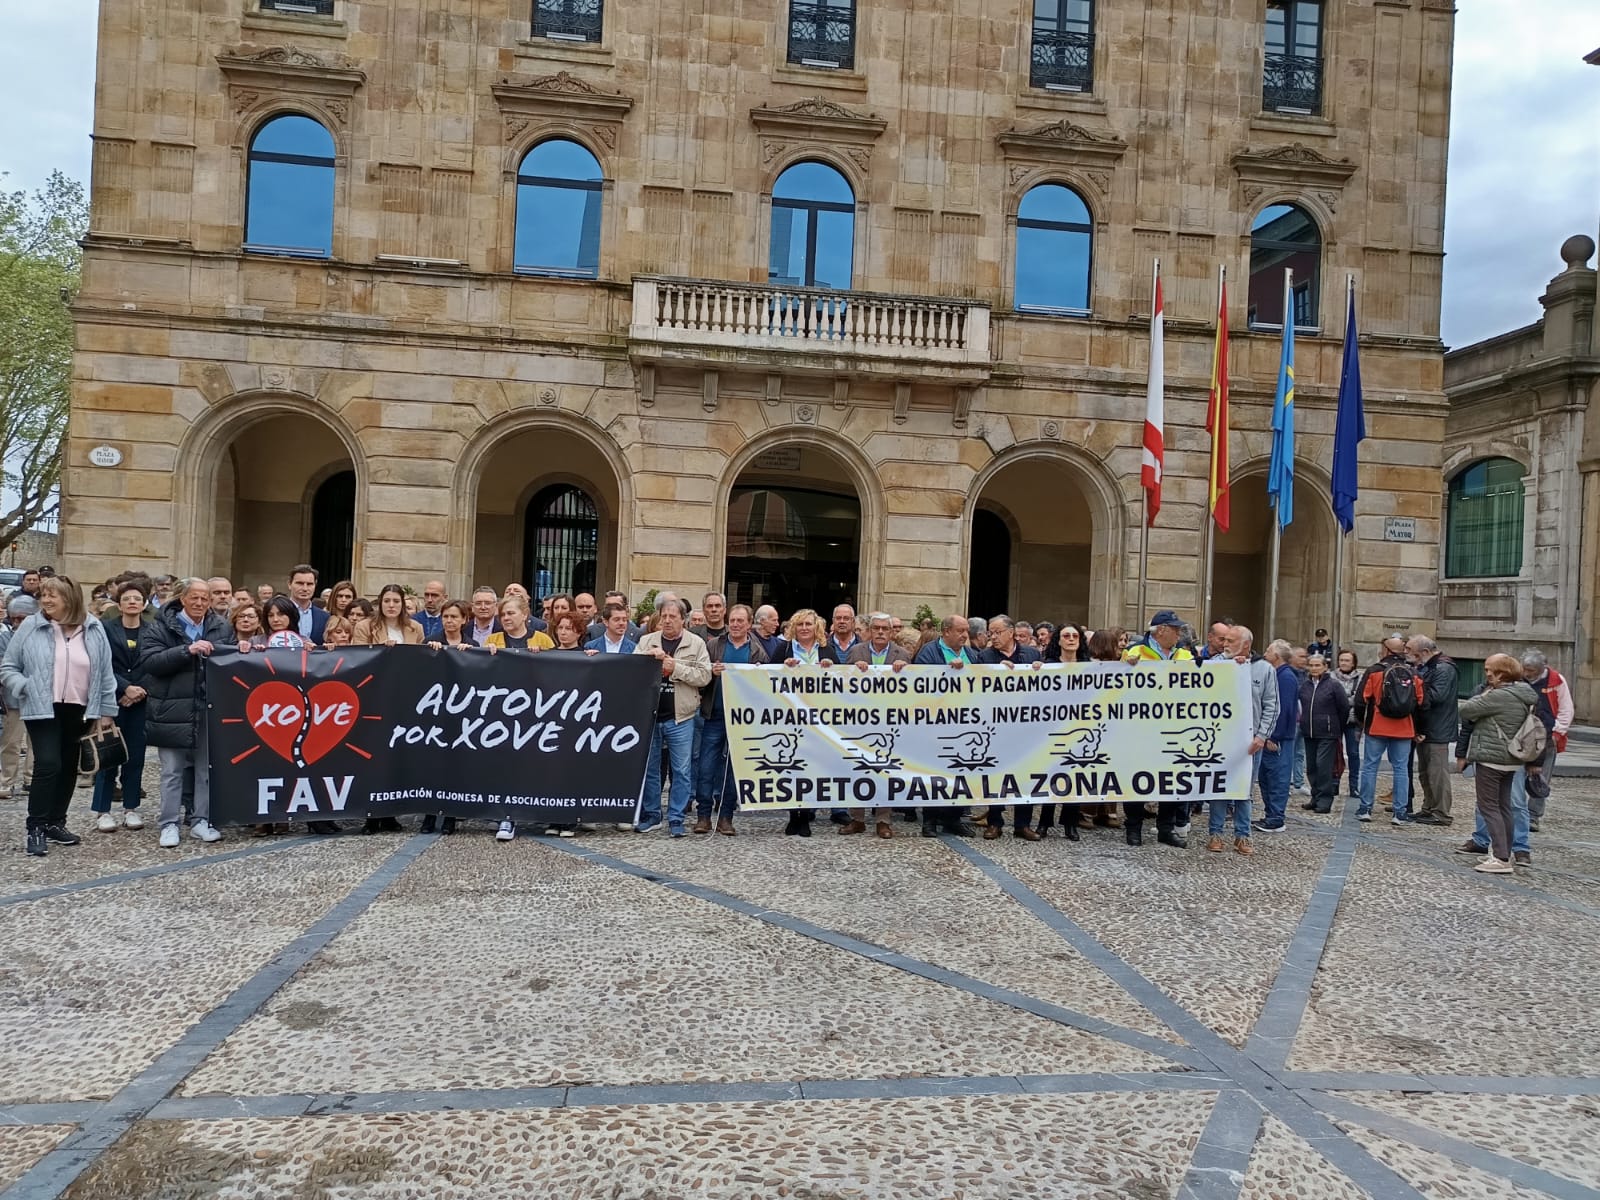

{"left": 1209, "top": 750, "right": 1256, "bottom": 837}
{"left": 1339, "top": 725, "right": 1362, "bottom": 795}
{"left": 91, "top": 702, "right": 147, "bottom": 812}
{"left": 1258, "top": 743, "right": 1290, "bottom": 827}
{"left": 640, "top": 717, "right": 695, "bottom": 829}
{"left": 695, "top": 718, "right": 736, "bottom": 820}
{"left": 1359, "top": 735, "right": 1412, "bottom": 817}
{"left": 1291, "top": 732, "right": 1306, "bottom": 788}
{"left": 1476, "top": 766, "right": 1532, "bottom": 853}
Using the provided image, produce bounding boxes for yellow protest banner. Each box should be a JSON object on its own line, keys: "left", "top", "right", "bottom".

{"left": 722, "top": 661, "right": 1255, "bottom": 809}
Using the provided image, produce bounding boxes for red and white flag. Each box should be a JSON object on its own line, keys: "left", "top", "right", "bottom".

{"left": 1141, "top": 263, "right": 1165, "bottom": 525}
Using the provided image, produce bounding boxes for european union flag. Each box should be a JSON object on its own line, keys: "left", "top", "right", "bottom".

{"left": 1266, "top": 272, "right": 1295, "bottom": 529}
{"left": 1332, "top": 285, "right": 1366, "bottom": 534}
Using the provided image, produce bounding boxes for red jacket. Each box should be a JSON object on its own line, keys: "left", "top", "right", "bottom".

{"left": 1361, "top": 664, "right": 1424, "bottom": 739}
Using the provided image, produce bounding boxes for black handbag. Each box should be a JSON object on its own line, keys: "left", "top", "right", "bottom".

{"left": 79, "top": 723, "right": 129, "bottom": 775}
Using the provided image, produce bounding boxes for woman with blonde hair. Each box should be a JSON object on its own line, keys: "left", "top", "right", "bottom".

{"left": 483, "top": 593, "right": 554, "bottom": 654}
{"left": 353, "top": 584, "right": 423, "bottom": 645}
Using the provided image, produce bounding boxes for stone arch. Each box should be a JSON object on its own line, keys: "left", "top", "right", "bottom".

{"left": 712, "top": 426, "right": 885, "bottom": 614}
{"left": 1217, "top": 455, "right": 1340, "bottom": 640}
{"left": 451, "top": 409, "right": 633, "bottom": 602}
{"left": 959, "top": 441, "right": 1127, "bottom": 626}
{"left": 172, "top": 389, "right": 368, "bottom": 589}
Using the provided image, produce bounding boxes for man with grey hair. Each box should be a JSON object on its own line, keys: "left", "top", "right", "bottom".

{"left": 752, "top": 605, "right": 783, "bottom": 660}
{"left": 1207, "top": 624, "right": 1276, "bottom": 854}
{"left": 633, "top": 596, "right": 711, "bottom": 836}
{"left": 842, "top": 613, "right": 910, "bottom": 838}
{"left": 910, "top": 614, "right": 978, "bottom": 838}
{"left": 1407, "top": 634, "right": 1459, "bottom": 826}
{"left": 966, "top": 617, "right": 989, "bottom": 653}
{"left": 207, "top": 577, "right": 234, "bottom": 616}
{"left": 1252, "top": 639, "right": 1300, "bottom": 836}
{"left": 1516, "top": 649, "right": 1571, "bottom": 833}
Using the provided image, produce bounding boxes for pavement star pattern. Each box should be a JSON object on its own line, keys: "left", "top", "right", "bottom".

{"left": 1, "top": 773, "right": 1598, "bottom": 1199}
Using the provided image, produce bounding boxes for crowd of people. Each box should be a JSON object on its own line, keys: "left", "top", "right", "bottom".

{"left": 0, "top": 565, "right": 1576, "bottom": 875}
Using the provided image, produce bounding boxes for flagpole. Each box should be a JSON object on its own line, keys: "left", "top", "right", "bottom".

{"left": 1331, "top": 272, "right": 1354, "bottom": 663}
{"left": 1202, "top": 264, "right": 1224, "bottom": 626}
{"left": 1138, "top": 257, "right": 1157, "bottom": 625}
{"left": 1266, "top": 266, "right": 1292, "bottom": 640}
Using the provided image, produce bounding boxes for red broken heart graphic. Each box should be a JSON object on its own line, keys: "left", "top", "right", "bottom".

{"left": 245, "top": 679, "right": 361, "bottom": 766}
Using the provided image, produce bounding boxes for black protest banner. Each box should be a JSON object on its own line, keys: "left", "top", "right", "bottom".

{"left": 206, "top": 647, "right": 659, "bottom": 825}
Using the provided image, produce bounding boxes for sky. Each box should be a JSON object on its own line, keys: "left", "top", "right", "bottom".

{"left": 0, "top": 0, "right": 1594, "bottom": 350}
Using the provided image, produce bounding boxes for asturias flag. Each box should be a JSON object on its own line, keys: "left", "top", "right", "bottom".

{"left": 1206, "top": 275, "right": 1231, "bottom": 532}
{"left": 1141, "top": 265, "right": 1165, "bottom": 525}
{"left": 1331, "top": 285, "right": 1366, "bottom": 534}
{"left": 1267, "top": 272, "right": 1296, "bottom": 529}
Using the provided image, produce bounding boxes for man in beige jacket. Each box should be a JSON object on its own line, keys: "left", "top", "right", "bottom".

{"left": 633, "top": 597, "right": 711, "bottom": 836}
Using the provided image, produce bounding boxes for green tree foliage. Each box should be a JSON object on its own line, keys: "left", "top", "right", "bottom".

{"left": 0, "top": 171, "right": 87, "bottom": 545}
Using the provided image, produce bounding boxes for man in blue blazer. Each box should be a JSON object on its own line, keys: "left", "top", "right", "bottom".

{"left": 287, "top": 565, "right": 329, "bottom": 645}
{"left": 584, "top": 601, "right": 638, "bottom": 655}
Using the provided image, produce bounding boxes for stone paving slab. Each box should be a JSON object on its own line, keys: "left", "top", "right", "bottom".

{"left": 61, "top": 1091, "right": 1213, "bottom": 1200}
{"left": 1238, "top": 1116, "right": 1371, "bottom": 1200}
{"left": 0, "top": 1126, "right": 71, "bottom": 1192}
{"left": 973, "top": 821, "right": 1326, "bottom": 1047}
{"left": 1288, "top": 845, "right": 1600, "bottom": 1077}
{"left": 593, "top": 815, "right": 1185, "bottom": 1045}
{"left": 178, "top": 837, "right": 1176, "bottom": 1100}
{"left": 1343, "top": 1127, "right": 1567, "bottom": 1200}
{"left": 0, "top": 838, "right": 400, "bottom": 1104}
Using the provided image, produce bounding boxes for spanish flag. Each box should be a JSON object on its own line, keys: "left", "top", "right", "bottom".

{"left": 1206, "top": 273, "right": 1230, "bottom": 532}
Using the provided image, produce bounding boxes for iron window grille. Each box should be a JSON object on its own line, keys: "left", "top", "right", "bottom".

{"left": 260, "top": 0, "right": 335, "bottom": 14}
{"left": 788, "top": 0, "right": 855, "bottom": 70}
{"left": 1030, "top": 1, "right": 1094, "bottom": 92}
{"left": 533, "top": 0, "right": 602, "bottom": 43}
{"left": 1264, "top": 0, "right": 1323, "bottom": 114}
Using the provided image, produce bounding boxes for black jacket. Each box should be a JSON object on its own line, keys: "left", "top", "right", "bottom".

{"left": 1414, "top": 653, "right": 1460, "bottom": 743}
{"left": 1298, "top": 674, "right": 1351, "bottom": 740}
{"left": 102, "top": 613, "right": 149, "bottom": 702}
{"left": 140, "top": 599, "right": 237, "bottom": 750}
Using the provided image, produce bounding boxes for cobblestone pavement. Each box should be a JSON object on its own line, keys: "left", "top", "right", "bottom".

{"left": 2, "top": 770, "right": 1598, "bottom": 1199}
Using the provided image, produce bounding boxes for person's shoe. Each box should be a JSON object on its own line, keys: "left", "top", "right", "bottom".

{"left": 557, "top": 826, "right": 575, "bottom": 838}
{"left": 1175, "top": 821, "right": 1191, "bottom": 836}
{"left": 949, "top": 822, "right": 979, "bottom": 838}
{"left": 921, "top": 821, "right": 941, "bottom": 839}
{"left": 1513, "top": 850, "right": 1532, "bottom": 866}
{"left": 96, "top": 812, "right": 118, "bottom": 833}
{"left": 1527, "top": 819, "right": 1541, "bottom": 832}
{"left": 1357, "top": 812, "right": 1372, "bottom": 822}
{"left": 252, "top": 823, "right": 275, "bottom": 838}
{"left": 1016, "top": 827, "right": 1042, "bottom": 842}
{"left": 1157, "top": 829, "right": 1187, "bottom": 849}
{"left": 190, "top": 820, "right": 221, "bottom": 843}
{"left": 308, "top": 821, "right": 341, "bottom": 835}
{"left": 420, "top": 815, "right": 437, "bottom": 834}
{"left": 1474, "top": 856, "right": 1513, "bottom": 874}
{"left": 1251, "top": 820, "right": 1284, "bottom": 834}
{"left": 1411, "top": 812, "right": 1439, "bottom": 825}
{"left": 982, "top": 825, "right": 1002, "bottom": 840}
{"left": 1125, "top": 825, "right": 1143, "bottom": 846}
{"left": 1300, "top": 801, "right": 1319, "bottom": 811}
{"left": 634, "top": 818, "right": 660, "bottom": 835}
{"left": 718, "top": 818, "right": 737, "bottom": 837}
{"left": 692, "top": 817, "right": 712, "bottom": 835}
{"left": 875, "top": 821, "right": 892, "bottom": 840}
{"left": 42, "top": 824, "right": 81, "bottom": 845}
{"left": 1235, "top": 837, "right": 1255, "bottom": 856}
{"left": 496, "top": 819, "right": 517, "bottom": 841}
{"left": 379, "top": 817, "right": 403, "bottom": 832}
{"left": 901, "top": 809, "right": 918, "bottom": 822}
{"left": 26, "top": 828, "right": 46, "bottom": 857}
{"left": 784, "top": 814, "right": 809, "bottom": 837}
{"left": 1064, "top": 822, "right": 1079, "bottom": 842}
{"left": 1207, "top": 835, "right": 1225, "bottom": 853}
{"left": 441, "top": 816, "right": 457, "bottom": 835}
{"left": 668, "top": 823, "right": 687, "bottom": 838}
{"left": 1456, "top": 839, "right": 1489, "bottom": 854}
{"left": 838, "top": 819, "right": 868, "bottom": 836}
{"left": 122, "top": 809, "right": 144, "bottom": 830}
{"left": 1433, "top": 815, "right": 1453, "bottom": 826}
{"left": 828, "top": 810, "right": 851, "bottom": 826}
{"left": 1092, "top": 812, "right": 1114, "bottom": 828}
{"left": 1391, "top": 815, "right": 1412, "bottom": 827}
{"left": 159, "top": 822, "right": 181, "bottom": 849}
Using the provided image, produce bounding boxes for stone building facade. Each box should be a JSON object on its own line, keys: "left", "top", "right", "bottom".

{"left": 1442, "top": 234, "right": 1599, "bottom": 719}
{"left": 65, "top": 0, "right": 1455, "bottom": 645}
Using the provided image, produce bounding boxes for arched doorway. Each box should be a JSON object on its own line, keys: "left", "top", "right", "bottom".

{"left": 469, "top": 424, "right": 621, "bottom": 597}
{"left": 523, "top": 483, "right": 599, "bottom": 601}
{"left": 964, "top": 453, "right": 1101, "bottom": 623}
{"left": 1214, "top": 470, "right": 1336, "bottom": 641}
{"left": 724, "top": 445, "right": 862, "bottom": 615}
{"left": 211, "top": 413, "right": 357, "bottom": 589}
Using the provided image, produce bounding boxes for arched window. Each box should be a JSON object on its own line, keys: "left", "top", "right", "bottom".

{"left": 524, "top": 484, "right": 599, "bottom": 599}
{"left": 769, "top": 162, "right": 855, "bottom": 289}
{"left": 1445, "top": 458, "right": 1526, "bottom": 578}
{"left": 1248, "top": 203, "right": 1320, "bottom": 328}
{"left": 514, "top": 140, "right": 604, "bottom": 278}
{"left": 1014, "top": 183, "right": 1093, "bottom": 313}
{"left": 245, "top": 114, "right": 336, "bottom": 257}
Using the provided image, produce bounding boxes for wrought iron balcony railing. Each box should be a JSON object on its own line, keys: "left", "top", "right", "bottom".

{"left": 787, "top": 0, "right": 855, "bottom": 70}
{"left": 1263, "top": 51, "right": 1323, "bottom": 114}
{"left": 260, "top": 0, "right": 335, "bottom": 15}
{"left": 532, "top": 0, "right": 602, "bottom": 44}
{"left": 1030, "top": 26, "right": 1094, "bottom": 92}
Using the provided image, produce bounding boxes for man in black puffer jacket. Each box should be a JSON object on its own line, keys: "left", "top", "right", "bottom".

{"left": 140, "top": 578, "right": 236, "bottom": 848}
{"left": 1407, "top": 634, "right": 1459, "bottom": 826}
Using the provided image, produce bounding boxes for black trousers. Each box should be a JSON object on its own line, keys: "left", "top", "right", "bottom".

{"left": 1307, "top": 736, "right": 1339, "bottom": 811}
{"left": 25, "top": 704, "right": 86, "bottom": 831}
{"left": 1123, "top": 799, "right": 1183, "bottom": 831}
{"left": 986, "top": 804, "right": 1037, "bottom": 830}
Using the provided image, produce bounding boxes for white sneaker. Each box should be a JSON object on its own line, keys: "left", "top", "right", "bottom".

{"left": 1474, "top": 856, "right": 1513, "bottom": 874}
{"left": 558, "top": 827, "right": 576, "bottom": 839}
{"left": 496, "top": 820, "right": 516, "bottom": 841}
{"left": 159, "top": 822, "right": 181, "bottom": 848}
{"left": 96, "top": 812, "right": 118, "bottom": 833}
{"left": 122, "top": 810, "right": 144, "bottom": 830}
{"left": 190, "top": 819, "right": 222, "bottom": 843}
{"left": 614, "top": 822, "right": 634, "bottom": 832}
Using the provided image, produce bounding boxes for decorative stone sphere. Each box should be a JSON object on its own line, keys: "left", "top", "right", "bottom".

{"left": 1560, "top": 234, "right": 1596, "bottom": 269}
